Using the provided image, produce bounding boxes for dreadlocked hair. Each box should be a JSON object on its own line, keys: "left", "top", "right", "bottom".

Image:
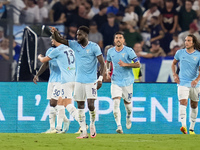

{"left": 187, "top": 34, "right": 200, "bottom": 51}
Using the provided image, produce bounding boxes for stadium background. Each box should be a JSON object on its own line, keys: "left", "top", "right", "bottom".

{"left": 1, "top": 82, "right": 200, "bottom": 134}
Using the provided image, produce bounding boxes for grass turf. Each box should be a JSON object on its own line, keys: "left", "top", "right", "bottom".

{"left": 0, "top": 133, "right": 199, "bottom": 150}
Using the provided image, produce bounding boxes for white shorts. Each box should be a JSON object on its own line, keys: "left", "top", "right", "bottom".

{"left": 60, "top": 82, "right": 75, "bottom": 99}
{"left": 73, "top": 82, "right": 97, "bottom": 101}
{"left": 111, "top": 84, "right": 133, "bottom": 103}
{"left": 178, "top": 86, "right": 200, "bottom": 102}
{"left": 47, "top": 82, "right": 61, "bottom": 100}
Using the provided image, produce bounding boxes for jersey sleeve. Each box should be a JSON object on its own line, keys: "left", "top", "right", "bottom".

{"left": 128, "top": 48, "right": 137, "bottom": 60}
{"left": 174, "top": 50, "right": 181, "bottom": 61}
{"left": 93, "top": 43, "right": 102, "bottom": 56}
{"left": 107, "top": 49, "right": 111, "bottom": 62}
{"left": 48, "top": 48, "right": 59, "bottom": 59}
{"left": 45, "top": 47, "right": 53, "bottom": 56}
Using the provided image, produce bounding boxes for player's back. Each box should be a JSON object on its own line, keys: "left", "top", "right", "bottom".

{"left": 48, "top": 44, "right": 75, "bottom": 84}
{"left": 68, "top": 40, "right": 102, "bottom": 83}
{"left": 45, "top": 47, "right": 61, "bottom": 83}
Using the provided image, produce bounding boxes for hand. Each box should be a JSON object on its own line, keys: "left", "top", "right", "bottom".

{"left": 97, "top": 81, "right": 102, "bottom": 90}
{"left": 118, "top": 60, "right": 127, "bottom": 67}
{"left": 169, "top": 29, "right": 175, "bottom": 34}
{"left": 173, "top": 74, "right": 180, "bottom": 84}
{"left": 191, "top": 80, "right": 198, "bottom": 88}
{"left": 38, "top": 54, "right": 43, "bottom": 60}
{"left": 33, "top": 75, "right": 38, "bottom": 84}
{"left": 49, "top": 26, "right": 57, "bottom": 33}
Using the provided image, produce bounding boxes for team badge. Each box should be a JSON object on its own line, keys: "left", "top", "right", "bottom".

{"left": 86, "top": 49, "right": 90, "bottom": 53}
{"left": 193, "top": 56, "right": 197, "bottom": 61}
{"left": 121, "top": 53, "right": 125, "bottom": 57}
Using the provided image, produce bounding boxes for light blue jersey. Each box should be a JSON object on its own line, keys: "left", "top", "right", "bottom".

{"left": 68, "top": 40, "right": 102, "bottom": 83}
{"left": 107, "top": 45, "right": 138, "bottom": 87}
{"left": 45, "top": 47, "right": 61, "bottom": 83}
{"left": 174, "top": 49, "right": 200, "bottom": 87}
{"left": 48, "top": 44, "right": 75, "bottom": 84}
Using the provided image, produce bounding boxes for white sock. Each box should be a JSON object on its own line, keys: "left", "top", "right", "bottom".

{"left": 78, "top": 109, "right": 86, "bottom": 133}
{"left": 124, "top": 103, "right": 132, "bottom": 118}
{"left": 49, "top": 106, "right": 56, "bottom": 129}
{"left": 113, "top": 99, "right": 121, "bottom": 126}
{"left": 190, "top": 107, "right": 198, "bottom": 130}
{"left": 63, "top": 115, "right": 69, "bottom": 122}
{"left": 89, "top": 109, "right": 96, "bottom": 126}
{"left": 66, "top": 104, "right": 79, "bottom": 122}
{"left": 180, "top": 105, "right": 187, "bottom": 128}
{"left": 56, "top": 105, "right": 65, "bottom": 130}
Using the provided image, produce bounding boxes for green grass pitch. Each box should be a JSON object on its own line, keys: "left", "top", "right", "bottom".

{"left": 0, "top": 133, "right": 199, "bottom": 150}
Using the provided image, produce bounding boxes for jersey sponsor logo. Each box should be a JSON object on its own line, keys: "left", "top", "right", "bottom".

{"left": 67, "top": 67, "right": 75, "bottom": 70}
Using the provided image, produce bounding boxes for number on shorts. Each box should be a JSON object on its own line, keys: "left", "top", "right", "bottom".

{"left": 128, "top": 93, "right": 132, "bottom": 100}
{"left": 92, "top": 88, "right": 97, "bottom": 96}
{"left": 53, "top": 89, "right": 60, "bottom": 96}
{"left": 64, "top": 50, "right": 75, "bottom": 65}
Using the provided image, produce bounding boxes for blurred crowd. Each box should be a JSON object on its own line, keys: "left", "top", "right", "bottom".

{"left": 1, "top": 0, "right": 200, "bottom": 63}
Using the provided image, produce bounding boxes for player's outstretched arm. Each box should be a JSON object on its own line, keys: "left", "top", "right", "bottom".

{"left": 97, "top": 54, "right": 106, "bottom": 89}
{"left": 33, "top": 62, "right": 49, "bottom": 84}
{"left": 38, "top": 54, "right": 51, "bottom": 63}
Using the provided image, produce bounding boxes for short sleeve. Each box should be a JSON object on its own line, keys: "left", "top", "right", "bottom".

{"left": 107, "top": 49, "right": 111, "bottom": 62}
{"left": 128, "top": 48, "right": 137, "bottom": 60}
{"left": 93, "top": 43, "right": 102, "bottom": 56}
{"left": 48, "top": 48, "right": 59, "bottom": 59}
{"left": 174, "top": 50, "right": 181, "bottom": 61}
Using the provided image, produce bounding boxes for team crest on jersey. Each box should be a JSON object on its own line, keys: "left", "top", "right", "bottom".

{"left": 121, "top": 53, "right": 125, "bottom": 57}
{"left": 193, "top": 56, "right": 197, "bottom": 60}
{"left": 86, "top": 49, "right": 90, "bottom": 53}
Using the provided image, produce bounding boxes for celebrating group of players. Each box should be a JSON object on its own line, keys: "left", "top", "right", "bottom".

{"left": 34, "top": 25, "right": 200, "bottom": 138}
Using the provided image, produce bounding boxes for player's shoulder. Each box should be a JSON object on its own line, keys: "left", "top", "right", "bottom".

{"left": 107, "top": 46, "right": 115, "bottom": 53}
{"left": 123, "top": 45, "right": 134, "bottom": 52}
{"left": 46, "top": 47, "right": 54, "bottom": 54}
{"left": 69, "top": 40, "right": 78, "bottom": 45}
{"left": 89, "top": 41, "right": 101, "bottom": 50}
{"left": 89, "top": 41, "right": 100, "bottom": 47}
{"left": 175, "top": 48, "right": 185, "bottom": 55}
{"left": 195, "top": 49, "right": 200, "bottom": 54}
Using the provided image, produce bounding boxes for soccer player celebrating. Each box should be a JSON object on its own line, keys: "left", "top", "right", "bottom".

{"left": 33, "top": 46, "right": 70, "bottom": 133}
{"left": 38, "top": 33, "right": 80, "bottom": 133}
{"left": 106, "top": 31, "right": 140, "bottom": 134}
{"left": 172, "top": 34, "right": 200, "bottom": 134}
{"left": 50, "top": 26, "right": 106, "bottom": 139}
